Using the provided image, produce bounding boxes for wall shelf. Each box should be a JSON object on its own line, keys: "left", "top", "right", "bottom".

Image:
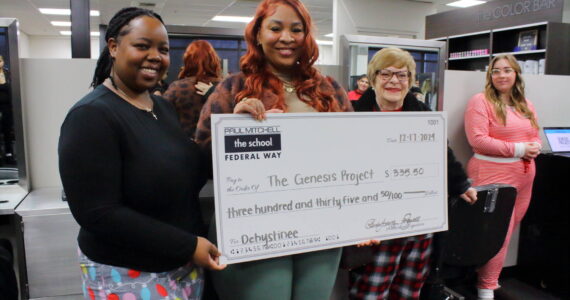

{"left": 449, "top": 55, "right": 490, "bottom": 61}
{"left": 492, "top": 49, "right": 546, "bottom": 56}
{"left": 437, "top": 22, "right": 570, "bottom": 75}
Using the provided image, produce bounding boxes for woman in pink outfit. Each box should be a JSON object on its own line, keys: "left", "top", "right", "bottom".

{"left": 464, "top": 54, "right": 541, "bottom": 300}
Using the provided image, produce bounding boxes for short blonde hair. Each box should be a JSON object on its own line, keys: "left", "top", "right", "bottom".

{"left": 367, "top": 47, "right": 416, "bottom": 87}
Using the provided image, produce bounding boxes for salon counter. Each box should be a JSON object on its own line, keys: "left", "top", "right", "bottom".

{"left": 15, "top": 187, "right": 82, "bottom": 300}
{"left": 0, "top": 185, "right": 28, "bottom": 215}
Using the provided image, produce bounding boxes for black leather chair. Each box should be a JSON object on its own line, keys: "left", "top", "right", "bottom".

{"left": 423, "top": 184, "right": 517, "bottom": 300}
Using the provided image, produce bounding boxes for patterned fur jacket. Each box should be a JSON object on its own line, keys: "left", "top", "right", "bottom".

{"left": 163, "top": 75, "right": 221, "bottom": 138}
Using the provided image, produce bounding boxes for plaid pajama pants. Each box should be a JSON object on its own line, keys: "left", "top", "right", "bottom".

{"left": 348, "top": 234, "right": 433, "bottom": 300}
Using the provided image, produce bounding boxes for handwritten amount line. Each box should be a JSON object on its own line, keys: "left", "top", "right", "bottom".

{"left": 229, "top": 180, "right": 385, "bottom": 196}
{"left": 224, "top": 192, "right": 438, "bottom": 219}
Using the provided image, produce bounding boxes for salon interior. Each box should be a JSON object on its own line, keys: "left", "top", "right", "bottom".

{"left": 0, "top": 0, "right": 569, "bottom": 299}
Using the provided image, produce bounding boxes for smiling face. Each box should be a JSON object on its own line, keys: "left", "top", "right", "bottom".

{"left": 257, "top": 4, "right": 305, "bottom": 75}
{"left": 490, "top": 58, "right": 516, "bottom": 96}
{"left": 109, "top": 16, "right": 170, "bottom": 94}
{"left": 357, "top": 77, "right": 369, "bottom": 92}
{"left": 374, "top": 66, "right": 410, "bottom": 110}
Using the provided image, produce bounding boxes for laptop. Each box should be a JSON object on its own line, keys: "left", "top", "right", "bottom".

{"left": 543, "top": 127, "right": 570, "bottom": 157}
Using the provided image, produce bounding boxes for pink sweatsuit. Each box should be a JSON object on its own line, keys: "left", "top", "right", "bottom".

{"left": 464, "top": 93, "right": 541, "bottom": 290}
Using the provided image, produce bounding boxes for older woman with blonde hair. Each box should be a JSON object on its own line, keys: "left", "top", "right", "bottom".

{"left": 349, "top": 47, "right": 476, "bottom": 300}
{"left": 464, "top": 54, "right": 541, "bottom": 300}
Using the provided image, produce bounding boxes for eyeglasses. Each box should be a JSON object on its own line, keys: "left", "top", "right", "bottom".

{"left": 491, "top": 68, "right": 515, "bottom": 76}
{"left": 376, "top": 69, "right": 410, "bottom": 82}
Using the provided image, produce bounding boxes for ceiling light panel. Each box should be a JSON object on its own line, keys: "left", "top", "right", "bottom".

{"left": 446, "top": 0, "right": 486, "bottom": 8}
{"left": 51, "top": 21, "right": 72, "bottom": 27}
{"left": 211, "top": 16, "right": 253, "bottom": 23}
{"left": 60, "top": 31, "right": 100, "bottom": 36}
{"left": 39, "top": 8, "right": 100, "bottom": 16}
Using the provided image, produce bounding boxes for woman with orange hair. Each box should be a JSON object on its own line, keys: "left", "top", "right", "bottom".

{"left": 195, "top": 0, "right": 352, "bottom": 299}
{"left": 163, "top": 40, "right": 222, "bottom": 138}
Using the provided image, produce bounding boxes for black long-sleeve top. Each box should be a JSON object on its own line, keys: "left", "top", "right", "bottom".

{"left": 353, "top": 88, "right": 471, "bottom": 196}
{"left": 59, "top": 84, "right": 206, "bottom": 272}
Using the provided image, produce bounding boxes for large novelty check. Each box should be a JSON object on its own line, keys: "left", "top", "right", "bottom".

{"left": 211, "top": 112, "right": 448, "bottom": 264}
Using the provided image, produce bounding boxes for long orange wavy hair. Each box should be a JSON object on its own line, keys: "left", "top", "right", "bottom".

{"left": 236, "top": 0, "right": 340, "bottom": 112}
{"left": 178, "top": 40, "right": 222, "bottom": 82}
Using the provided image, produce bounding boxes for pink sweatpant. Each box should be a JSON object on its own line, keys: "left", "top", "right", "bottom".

{"left": 467, "top": 158, "right": 535, "bottom": 290}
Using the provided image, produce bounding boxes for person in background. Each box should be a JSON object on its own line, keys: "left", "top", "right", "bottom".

{"left": 349, "top": 47, "right": 477, "bottom": 300}
{"left": 347, "top": 74, "right": 369, "bottom": 101}
{"left": 163, "top": 40, "right": 222, "bottom": 138}
{"left": 151, "top": 72, "right": 170, "bottom": 96}
{"left": 195, "top": 0, "right": 352, "bottom": 299}
{"left": 464, "top": 54, "right": 541, "bottom": 300}
{"left": 410, "top": 86, "right": 424, "bottom": 102}
{"left": 58, "top": 7, "right": 224, "bottom": 300}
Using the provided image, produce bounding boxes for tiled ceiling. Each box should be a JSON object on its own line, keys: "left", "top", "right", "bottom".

{"left": 0, "top": 0, "right": 335, "bottom": 39}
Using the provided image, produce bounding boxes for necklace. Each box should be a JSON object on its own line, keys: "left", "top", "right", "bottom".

{"left": 108, "top": 77, "right": 157, "bottom": 120}
{"left": 282, "top": 80, "right": 295, "bottom": 93}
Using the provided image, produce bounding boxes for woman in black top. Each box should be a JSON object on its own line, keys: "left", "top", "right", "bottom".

{"left": 58, "top": 7, "right": 224, "bottom": 300}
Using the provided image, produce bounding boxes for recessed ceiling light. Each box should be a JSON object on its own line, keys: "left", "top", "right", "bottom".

{"left": 51, "top": 21, "right": 72, "bottom": 27}
{"left": 211, "top": 16, "right": 253, "bottom": 23}
{"left": 316, "top": 40, "right": 333, "bottom": 45}
{"left": 446, "top": 0, "right": 485, "bottom": 8}
{"left": 60, "top": 31, "right": 100, "bottom": 36}
{"left": 325, "top": 33, "right": 334, "bottom": 37}
{"left": 40, "top": 8, "right": 100, "bottom": 16}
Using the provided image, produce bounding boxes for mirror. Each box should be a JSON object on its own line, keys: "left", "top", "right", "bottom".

{"left": 340, "top": 35, "right": 447, "bottom": 111}
{"left": 0, "top": 18, "right": 28, "bottom": 191}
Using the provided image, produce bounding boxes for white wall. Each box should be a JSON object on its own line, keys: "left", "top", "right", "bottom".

{"left": 331, "top": 0, "right": 437, "bottom": 65}
{"left": 564, "top": 0, "right": 570, "bottom": 23}
{"left": 28, "top": 36, "right": 100, "bottom": 59}
{"left": 21, "top": 58, "right": 96, "bottom": 189}
{"left": 316, "top": 44, "right": 334, "bottom": 65}
{"left": 18, "top": 30, "right": 30, "bottom": 58}
{"left": 342, "top": 0, "right": 435, "bottom": 39}
{"left": 332, "top": 0, "right": 358, "bottom": 65}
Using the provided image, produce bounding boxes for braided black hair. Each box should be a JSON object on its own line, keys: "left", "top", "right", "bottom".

{"left": 90, "top": 7, "right": 164, "bottom": 88}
